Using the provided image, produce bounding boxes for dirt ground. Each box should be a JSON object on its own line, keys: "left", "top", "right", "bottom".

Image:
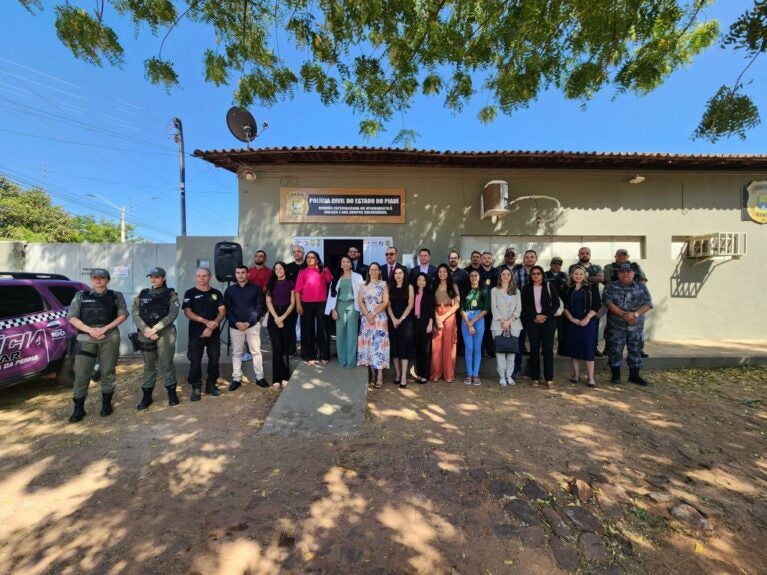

{"left": 0, "top": 363, "right": 765, "bottom": 575}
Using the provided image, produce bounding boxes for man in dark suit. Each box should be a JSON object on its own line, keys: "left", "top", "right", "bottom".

{"left": 348, "top": 245, "right": 368, "bottom": 277}
{"left": 381, "top": 245, "right": 408, "bottom": 282}
{"left": 408, "top": 247, "right": 437, "bottom": 286}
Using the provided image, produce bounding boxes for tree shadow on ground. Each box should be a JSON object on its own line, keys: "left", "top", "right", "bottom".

{"left": 0, "top": 364, "right": 765, "bottom": 574}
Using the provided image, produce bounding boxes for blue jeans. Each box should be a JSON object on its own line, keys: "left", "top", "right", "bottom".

{"left": 461, "top": 311, "right": 485, "bottom": 377}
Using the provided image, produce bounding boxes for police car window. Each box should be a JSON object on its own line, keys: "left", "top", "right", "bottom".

{"left": 0, "top": 286, "right": 49, "bottom": 319}
{"left": 48, "top": 286, "right": 79, "bottom": 307}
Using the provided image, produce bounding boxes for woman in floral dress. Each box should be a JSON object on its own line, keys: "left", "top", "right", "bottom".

{"left": 357, "top": 262, "right": 390, "bottom": 388}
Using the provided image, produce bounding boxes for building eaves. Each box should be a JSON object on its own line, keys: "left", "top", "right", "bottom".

{"left": 192, "top": 146, "right": 767, "bottom": 173}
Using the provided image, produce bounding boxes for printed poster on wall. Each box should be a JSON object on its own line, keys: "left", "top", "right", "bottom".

{"left": 280, "top": 188, "right": 405, "bottom": 223}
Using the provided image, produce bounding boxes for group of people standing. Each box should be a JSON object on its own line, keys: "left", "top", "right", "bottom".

{"left": 63, "top": 243, "right": 653, "bottom": 424}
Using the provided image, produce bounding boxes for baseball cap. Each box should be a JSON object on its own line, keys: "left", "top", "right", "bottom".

{"left": 616, "top": 249, "right": 629, "bottom": 256}
{"left": 505, "top": 247, "right": 516, "bottom": 256}
{"left": 90, "top": 268, "right": 110, "bottom": 279}
{"left": 617, "top": 262, "right": 634, "bottom": 272}
{"left": 147, "top": 267, "right": 166, "bottom": 277}
{"left": 551, "top": 257, "right": 563, "bottom": 264}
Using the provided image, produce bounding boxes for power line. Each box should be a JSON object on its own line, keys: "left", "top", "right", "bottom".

{"left": 0, "top": 127, "right": 178, "bottom": 156}
{"left": 1, "top": 168, "right": 176, "bottom": 240}
{"left": 0, "top": 97, "right": 179, "bottom": 152}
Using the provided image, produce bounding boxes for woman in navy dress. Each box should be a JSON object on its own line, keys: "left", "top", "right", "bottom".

{"left": 560, "top": 265, "right": 602, "bottom": 387}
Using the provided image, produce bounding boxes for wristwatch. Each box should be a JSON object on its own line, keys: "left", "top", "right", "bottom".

{"left": 633, "top": 311, "right": 640, "bottom": 318}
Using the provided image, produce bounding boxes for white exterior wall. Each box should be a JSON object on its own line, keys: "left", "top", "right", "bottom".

{"left": 236, "top": 166, "right": 767, "bottom": 341}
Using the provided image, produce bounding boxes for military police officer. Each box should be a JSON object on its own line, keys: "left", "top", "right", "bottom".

{"left": 67, "top": 268, "right": 129, "bottom": 423}
{"left": 602, "top": 263, "right": 653, "bottom": 386}
{"left": 132, "top": 267, "right": 180, "bottom": 410}
{"left": 603, "top": 249, "right": 648, "bottom": 284}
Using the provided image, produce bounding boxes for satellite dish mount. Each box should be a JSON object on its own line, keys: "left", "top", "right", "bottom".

{"left": 226, "top": 106, "right": 267, "bottom": 150}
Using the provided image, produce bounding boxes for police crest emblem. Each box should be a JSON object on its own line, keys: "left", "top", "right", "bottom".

{"left": 285, "top": 190, "right": 310, "bottom": 218}
{"left": 745, "top": 181, "right": 767, "bottom": 224}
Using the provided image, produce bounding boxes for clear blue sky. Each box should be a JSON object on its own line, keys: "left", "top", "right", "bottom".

{"left": 1, "top": 1, "right": 764, "bottom": 240}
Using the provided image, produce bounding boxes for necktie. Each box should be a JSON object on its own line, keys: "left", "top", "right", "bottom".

{"left": 389, "top": 265, "right": 393, "bottom": 277}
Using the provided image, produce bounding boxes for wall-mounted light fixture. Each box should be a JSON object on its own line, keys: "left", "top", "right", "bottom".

{"left": 239, "top": 168, "right": 257, "bottom": 181}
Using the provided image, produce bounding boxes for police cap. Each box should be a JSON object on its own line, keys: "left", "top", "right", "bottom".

{"left": 90, "top": 268, "right": 110, "bottom": 279}
{"left": 147, "top": 267, "right": 166, "bottom": 277}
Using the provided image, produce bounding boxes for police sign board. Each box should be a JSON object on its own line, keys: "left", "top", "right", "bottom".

{"left": 280, "top": 188, "right": 405, "bottom": 223}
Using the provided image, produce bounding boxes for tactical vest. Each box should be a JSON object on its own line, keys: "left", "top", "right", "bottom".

{"left": 138, "top": 287, "right": 173, "bottom": 327}
{"left": 80, "top": 290, "right": 117, "bottom": 326}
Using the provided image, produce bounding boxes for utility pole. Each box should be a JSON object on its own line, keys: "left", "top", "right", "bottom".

{"left": 119, "top": 206, "right": 126, "bottom": 243}
{"left": 86, "top": 194, "right": 158, "bottom": 244}
{"left": 173, "top": 117, "right": 187, "bottom": 236}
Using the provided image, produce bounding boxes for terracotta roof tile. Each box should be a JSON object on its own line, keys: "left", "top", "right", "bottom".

{"left": 192, "top": 146, "right": 767, "bottom": 172}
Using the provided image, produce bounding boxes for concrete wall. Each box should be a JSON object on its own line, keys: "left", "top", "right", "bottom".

{"left": 175, "top": 235, "right": 237, "bottom": 351}
{"left": 0, "top": 242, "right": 176, "bottom": 354}
{"left": 237, "top": 166, "right": 767, "bottom": 340}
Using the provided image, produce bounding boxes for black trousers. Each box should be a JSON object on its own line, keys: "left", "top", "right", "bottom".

{"left": 268, "top": 305, "right": 291, "bottom": 382}
{"left": 513, "top": 328, "right": 526, "bottom": 377}
{"left": 482, "top": 309, "right": 495, "bottom": 356}
{"left": 187, "top": 331, "right": 221, "bottom": 386}
{"left": 524, "top": 319, "right": 556, "bottom": 381}
{"left": 413, "top": 316, "right": 432, "bottom": 379}
{"left": 287, "top": 310, "right": 298, "bottom": 355}
{"left": 300, "top": 301, "right": 330, "bottom": 361}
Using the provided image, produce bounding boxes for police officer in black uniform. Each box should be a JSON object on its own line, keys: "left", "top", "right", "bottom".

{"left": 182, "top": 267, "right": 226, "bottom": 401}
{"left": 66, "top": 268, "right": 128, "bottom": 423}
{"left": 132, "top": 267, "right": 180, "bottom": 409}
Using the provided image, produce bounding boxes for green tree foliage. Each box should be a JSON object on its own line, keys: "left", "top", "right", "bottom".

{"left": 694, "top": 1, "right": 765, "bottom": 141}
{"left": 18, "top": 1, "right": 764, "bottom": 142}
{"left": 0, "top": 177, "right": 138, "bottom": 243}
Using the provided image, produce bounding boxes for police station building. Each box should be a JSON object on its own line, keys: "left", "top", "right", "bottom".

{"left": 188, "top": 146, "right": 767, "bottom": 344}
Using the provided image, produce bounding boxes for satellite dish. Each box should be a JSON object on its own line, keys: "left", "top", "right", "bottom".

{"left": 226, "top": 106, "right": 258, "bottom": 148}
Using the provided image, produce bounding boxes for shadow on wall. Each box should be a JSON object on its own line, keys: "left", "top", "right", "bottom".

{"left": 669, "top": 244, "right": 735, "bottom": 299}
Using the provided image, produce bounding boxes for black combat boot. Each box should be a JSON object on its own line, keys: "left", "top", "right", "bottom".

{"left": 166, "top": 386, "right": 180, "bottom": 406}
{"left": 610, "top": 367, "right": 622, "bottom": 384}
{"left": 68, "top": 398, "right": 87, "bottom": 423}
{"left": 190, "top": 384, "right": 202, "bottom": 402}
{"left": 100, "top": 392, "right": 114, "bottom": 416}
{"left": 205, "top": 381, "right": 221, "bottom": 396}
{"left": 628, "top": 368, "right": 648, "bottom": 386}
{"left": 137, "top": 387, "right": 154, "bottom": 410}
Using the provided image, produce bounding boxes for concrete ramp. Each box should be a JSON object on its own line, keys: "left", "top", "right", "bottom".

{"left": 260, "top": 362, "right": 368, "bottom": 437}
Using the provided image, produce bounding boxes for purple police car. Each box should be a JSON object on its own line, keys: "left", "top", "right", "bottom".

{"left": 0, "top": 272, "right": 89, "bottom": 389}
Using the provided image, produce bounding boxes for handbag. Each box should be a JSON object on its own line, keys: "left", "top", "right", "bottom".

{"left": 494, "top": 329, "right": 519, "bottom": 353}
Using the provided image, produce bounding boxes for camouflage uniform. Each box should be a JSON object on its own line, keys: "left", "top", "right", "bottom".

{"left": 602, "top": 281, "right": 653, "bottom": 369}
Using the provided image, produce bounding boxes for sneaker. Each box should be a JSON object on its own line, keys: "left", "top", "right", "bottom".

{"left": 473, "top": 377, "right": 481, "bottom": 386}
{"left": 464, "top": 376, "right": 473, "bottom": 385}
{"left": 256, "top": 378, "right": 269, "bottom": 388}
{"left": 499, "top": 377, "right": 507, "bottom": 387}
{"left": 241, "top": 352, "right": 252, "bottom": 362}
{"left": 507, "top": 378, "right": 516, "bottom": 386}
{"left": 229, "top": 379, "right": 241, "bottom": 392}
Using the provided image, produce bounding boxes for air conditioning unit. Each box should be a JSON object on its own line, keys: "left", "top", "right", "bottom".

{"left": 481, "top": 180, "right": 510, "bottom": 221}
{"left": 686, "top": 232, "right": 747, "bottom": 259}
